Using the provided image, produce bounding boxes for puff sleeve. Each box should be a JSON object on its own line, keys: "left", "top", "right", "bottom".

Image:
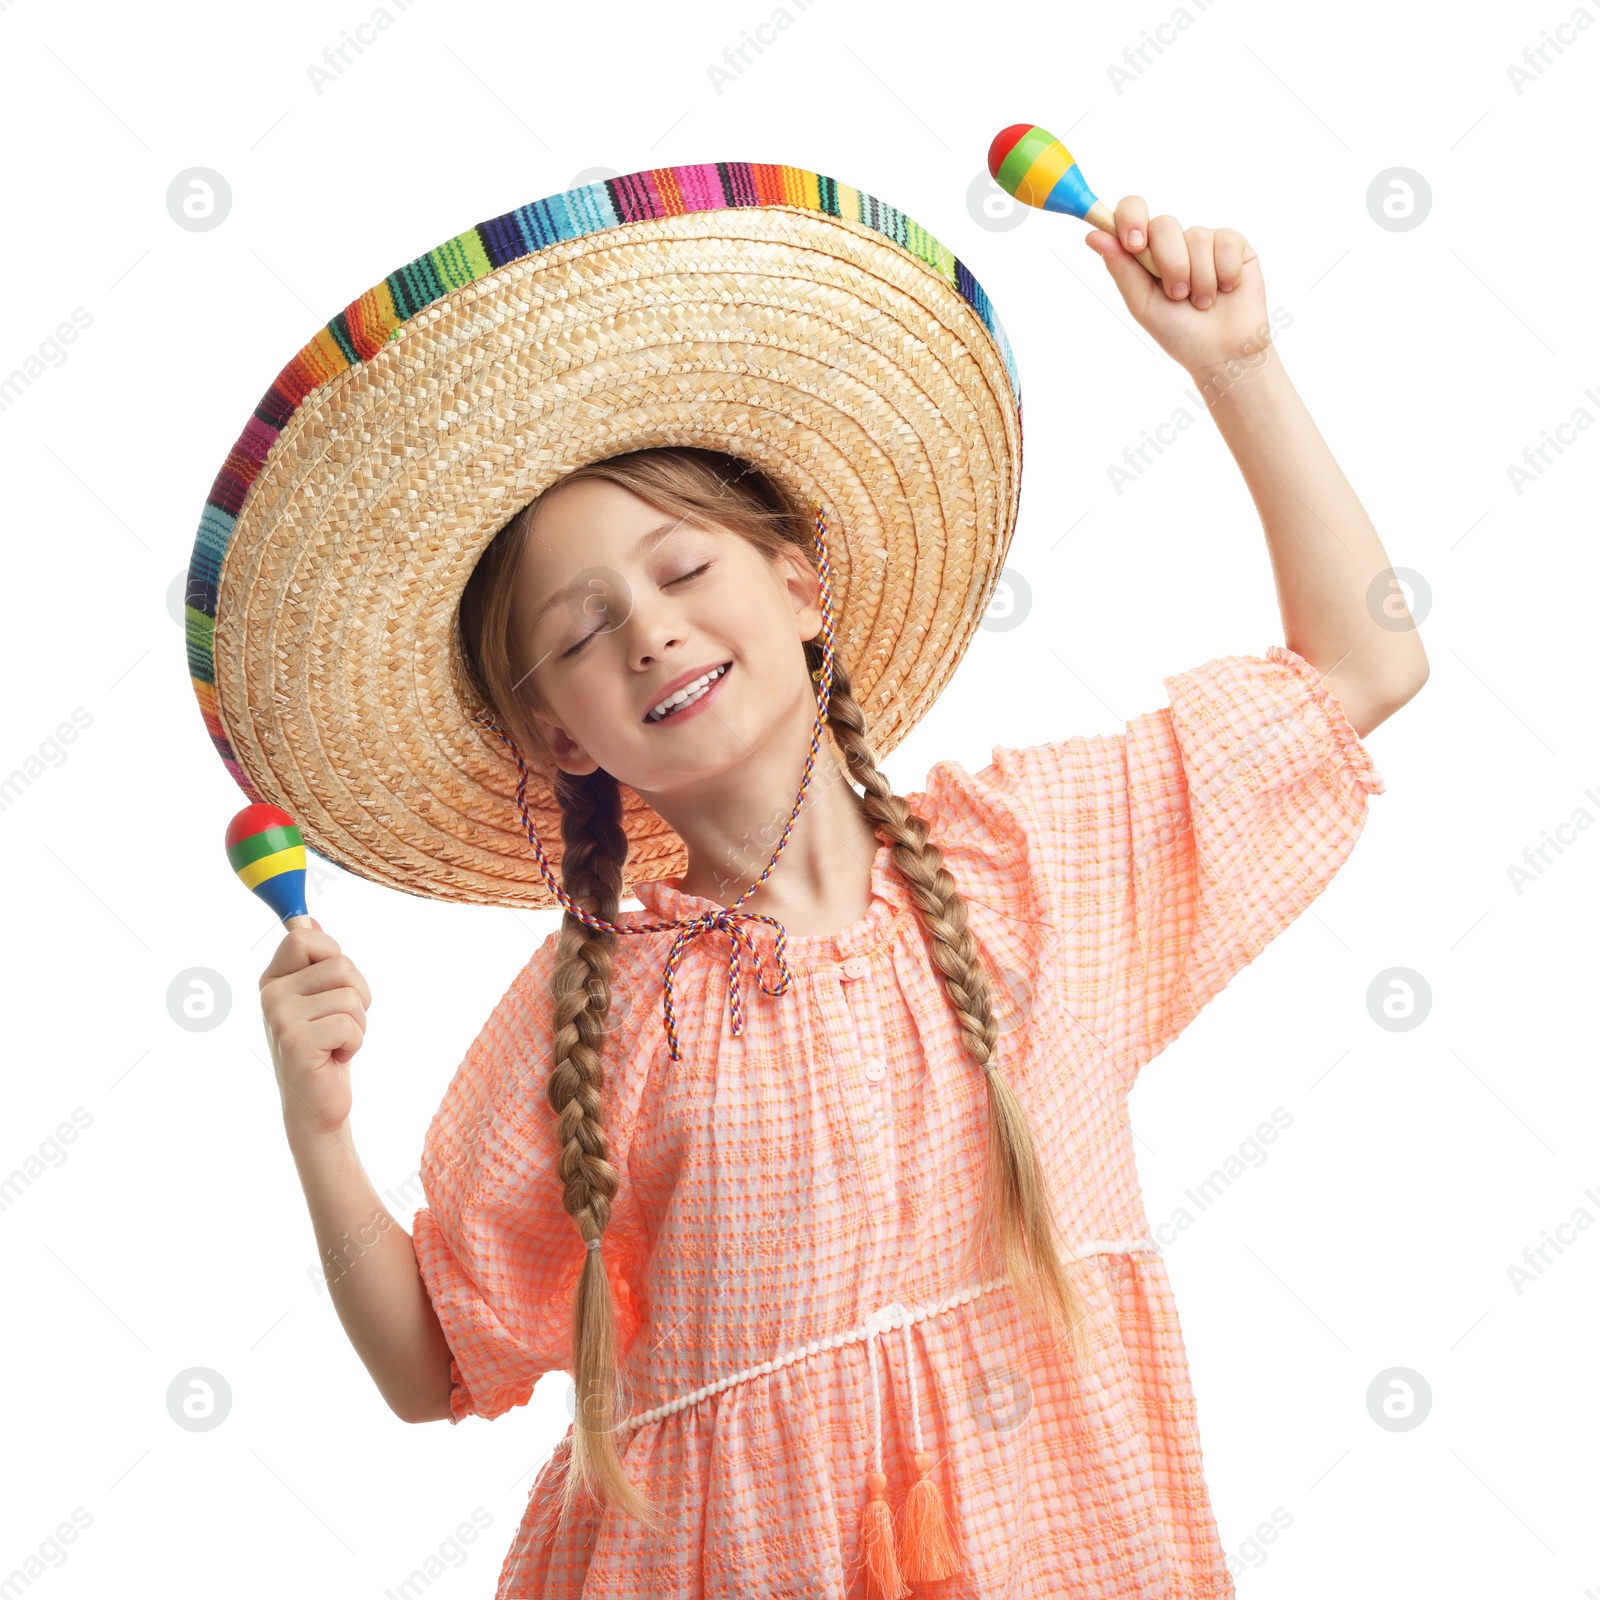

{"left": 411, "top": 933, "right": 647, "bottom": 1424}
{"left": 934, "top": 645, "right": 1386, "bottom": 1093}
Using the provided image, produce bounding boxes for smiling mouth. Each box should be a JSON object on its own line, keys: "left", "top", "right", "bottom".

{"left": 644, "top": 662, "right": 732, "bottom": 723}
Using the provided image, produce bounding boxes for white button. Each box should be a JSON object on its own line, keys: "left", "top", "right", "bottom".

{"left": 839, "top": 956, "right": 870, "bottom": 981}
{"left": 863, "top": 1058, "right": 887, "bottom": 1082}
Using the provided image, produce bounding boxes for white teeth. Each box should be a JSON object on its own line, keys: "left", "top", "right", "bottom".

{"left": 647, "top": 664, "right": 728, "bottom": 721}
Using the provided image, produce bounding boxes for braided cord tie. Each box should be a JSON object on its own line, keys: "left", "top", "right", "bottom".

{"left": 474, "top": 503, "right": 840, "bottom": 1067}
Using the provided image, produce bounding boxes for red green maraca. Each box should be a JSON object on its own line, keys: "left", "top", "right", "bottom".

{"left": 227, "top": 804, "right": 314, "bottom": 929}
{"left": 987, "top": 124, "right": 1161, "bottom": 278}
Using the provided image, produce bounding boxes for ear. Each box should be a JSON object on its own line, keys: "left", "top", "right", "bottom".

{"left": 529, "top": 708, "right": 601, "bottom": 777}
{"left": 772, "top": 545, "right": 825, "bottom": 640}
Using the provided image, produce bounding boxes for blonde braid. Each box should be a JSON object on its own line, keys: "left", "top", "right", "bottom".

{"left": 545, "top": 769, "right": 664, "bottom": 1532}
{"left": 820, "top": 659, "right": 1093, "bottom": 1364}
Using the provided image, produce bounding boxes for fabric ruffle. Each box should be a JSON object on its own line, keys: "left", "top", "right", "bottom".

{"left": 1263, "top": 642, "right": 1387, "bottom": 796}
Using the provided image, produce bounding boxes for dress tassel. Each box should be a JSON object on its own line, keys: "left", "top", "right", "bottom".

{"left": 860, "top": 1470, "right": 908, "bottom": 1599}
{"left": 897, "top": 1449, "right": 959, "bottom": 1581}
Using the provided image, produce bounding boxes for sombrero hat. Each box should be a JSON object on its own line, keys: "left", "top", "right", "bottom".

{"left": 184, "top": 160, "right": 1024, "bottom": 909}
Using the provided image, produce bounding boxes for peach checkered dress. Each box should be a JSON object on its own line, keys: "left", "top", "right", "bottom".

{"left": 411, "top": 645, "right": 1385, "bottom": 1599}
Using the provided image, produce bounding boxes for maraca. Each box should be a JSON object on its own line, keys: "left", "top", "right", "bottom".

{"left": 227, "top": 803, "right": 314, "bottom": 929}
{"left": 987, "top": 124, "right": 1161, "bottom": 278}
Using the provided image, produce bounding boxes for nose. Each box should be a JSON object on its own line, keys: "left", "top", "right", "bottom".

{"left": 621, "top": 584, "right": 686, "bottom": 673}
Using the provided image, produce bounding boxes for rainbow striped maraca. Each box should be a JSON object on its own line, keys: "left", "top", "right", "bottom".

{"left": 987, "top": 124, "right": 1160, "bottom": 278}
{"left": 227, "top": 804, "right": 314, "bottom": 928}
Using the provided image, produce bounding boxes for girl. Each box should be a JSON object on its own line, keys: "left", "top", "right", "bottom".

{"left": 229, "top": 166, "right": 1427, "bottom": 1600}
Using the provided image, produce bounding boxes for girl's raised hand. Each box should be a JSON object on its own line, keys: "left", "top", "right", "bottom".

{"left": 1083, "top": 197, "right": 1269, "bottom": 379}
{"left": 259, "top": 918, "right": 372, "bottom": 1143}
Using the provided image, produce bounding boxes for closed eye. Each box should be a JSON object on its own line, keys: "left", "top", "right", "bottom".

{"left": 559, "top": 563, "right": 712, "bottom": 658}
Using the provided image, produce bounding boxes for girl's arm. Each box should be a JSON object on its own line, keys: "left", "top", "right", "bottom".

{"left": 260, "top": 920, "right": 456, "bottom": 1423}
{"left": 286, "top": 1120, "right": 456, "bottom": 1424}
{"left": 1085, "top": 201, "right": 1430, "bottom": 738}
{"left": 1189, "top": 345, "right": 1427, "bottom": 738}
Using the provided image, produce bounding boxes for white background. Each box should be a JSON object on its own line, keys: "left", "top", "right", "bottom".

{"left": 1, "top": 0, "right": 1595, "bottom": 1594}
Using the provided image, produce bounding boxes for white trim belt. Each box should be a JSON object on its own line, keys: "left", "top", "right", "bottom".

{"left": 618, "top": 1235, "right": 1160, "bottom": 1457}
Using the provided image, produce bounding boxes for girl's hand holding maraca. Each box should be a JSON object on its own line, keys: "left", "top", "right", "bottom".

{"left": 259, "top": 919, "right": 373, "bottom": 1143}
{"left": 984, "top": 125, "right": 1270, "bottom": 383}
{"left": 228, "top": 802, "right": 371, "bottom": 1142}
{"left": 1083, "top": 198, "right": 1269, "bottom": 381}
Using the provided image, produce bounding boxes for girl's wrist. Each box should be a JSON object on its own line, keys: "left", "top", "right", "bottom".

{"left": 1186, "top": 339, "right": 1289, "bottom": 416}
{"left": 284, "top": 1109, "right": 356, "bottom": 1162}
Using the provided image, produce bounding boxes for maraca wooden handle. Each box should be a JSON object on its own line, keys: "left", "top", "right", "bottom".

{"left": 1083, "top": 199, "right": 1160, "bottom": 278}
{"left": 284, "top": 914, "right": 315, "bottom": 930}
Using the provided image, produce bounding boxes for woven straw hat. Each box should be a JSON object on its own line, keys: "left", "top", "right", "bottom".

{"left": 185, "top": 161, "right": 1024, "bottom": 910}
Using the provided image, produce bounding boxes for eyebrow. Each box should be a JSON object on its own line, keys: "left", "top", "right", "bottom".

{"left": 524, "top": 519, "right": 699, "bottom": 638}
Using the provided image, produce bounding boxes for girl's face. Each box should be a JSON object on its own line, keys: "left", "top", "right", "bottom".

{"left": 512, "top": 477, "right": 825, "bottom": 798}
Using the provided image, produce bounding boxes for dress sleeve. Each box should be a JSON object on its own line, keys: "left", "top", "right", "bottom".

{"left": 915, "top": 645, "right": 1386, "bottom": 1093}
{"left": 410, "top": 933, "right": 647, "bottom": 1424}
